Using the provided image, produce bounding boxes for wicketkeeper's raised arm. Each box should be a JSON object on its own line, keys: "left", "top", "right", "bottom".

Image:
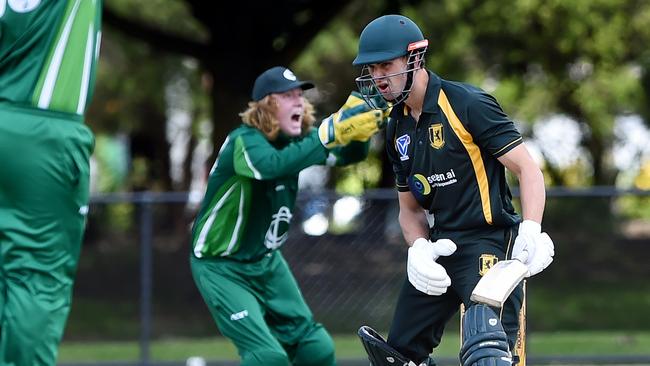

{"left": 318, "top": 92, "right": 389, "bottom": 148}
{"left": 233, "top": 129, "right": 329, "bottom": 180}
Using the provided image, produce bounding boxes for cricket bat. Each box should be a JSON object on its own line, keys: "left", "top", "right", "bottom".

{"left": 470, "top": 260, "right": 528, "bottom": 308}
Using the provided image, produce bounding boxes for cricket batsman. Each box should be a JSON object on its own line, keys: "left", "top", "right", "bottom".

{"left": 352, "top": 15, "right": 555, "bottom": 366}
{"left": 0, "top": 0, "right": 102, "bottom": 364}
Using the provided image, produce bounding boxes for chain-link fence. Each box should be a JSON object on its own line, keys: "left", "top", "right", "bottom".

{"left": 64, "top": 188, "right": 650, "bottom": 365}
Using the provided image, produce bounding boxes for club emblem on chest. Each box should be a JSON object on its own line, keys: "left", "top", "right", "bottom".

{"left": 396, "top": 134, "right": 411, "bottom": 161}
{"left": 429, "top": 123, "right": 445, "bottom": 149}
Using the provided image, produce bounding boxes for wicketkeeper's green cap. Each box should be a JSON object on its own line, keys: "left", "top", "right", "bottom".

{"left": 252, "top": 66, "right": 314, "bottom": 101}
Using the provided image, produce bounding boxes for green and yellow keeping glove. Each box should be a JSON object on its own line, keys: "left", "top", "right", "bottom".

{"left": 318, "top": 92, "right": 391, "bottom": 149}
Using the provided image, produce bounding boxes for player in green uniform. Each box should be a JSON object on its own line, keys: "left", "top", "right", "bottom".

{"left": 352, "top": 15, "right": 554, "bottom": 365}
{"left": 190, "top": 66, "right": 386, "bottom": 366}
{"left": 0, "top": 0, "right": 102, "bottom": 365}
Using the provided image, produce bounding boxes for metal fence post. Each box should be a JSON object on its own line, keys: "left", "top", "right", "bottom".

{"left": 139, "top": 192, "right": 154, "bottom": 366}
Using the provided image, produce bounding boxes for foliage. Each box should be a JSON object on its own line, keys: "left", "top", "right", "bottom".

{"left": 295, "top": 0, "right": 650, "bottom": 187}
{"left": 418, "top": 0, "right": 650, "bottom": 185}
{"left": 95, "top": 0, "right": 650, "bottom": 190}
{"left": 105, "top": 0, "right": 208, "bottom": 41}
{"left": 90, "top": 4, "right": 210, "bottom": 190}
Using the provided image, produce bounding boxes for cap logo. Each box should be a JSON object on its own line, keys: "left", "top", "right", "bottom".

{"left": 283, "top": 69, "right": 297, "bottom": 81}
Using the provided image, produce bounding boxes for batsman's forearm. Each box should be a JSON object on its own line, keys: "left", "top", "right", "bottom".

{"left": 399, "top": 208, "right": 430, "bottom": 246}
{"left": 518, "top": 166, "right": 546, "bottom": 223}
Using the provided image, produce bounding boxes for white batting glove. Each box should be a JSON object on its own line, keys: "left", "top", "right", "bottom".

{"left": 512, "top": 220, "right": 555, "bottom": 277}
{"left": 407, "top": 238, "right": 457, "bottom": 296}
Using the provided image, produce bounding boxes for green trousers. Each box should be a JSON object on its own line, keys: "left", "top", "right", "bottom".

{"left": 190, "top": 251, "right": 336, "bottom": 366}
{"left": 0, "top": 105, "right": 93, "bottom": 366}
{"left": 387, "top": 225, "right": 524, "bottom": 364}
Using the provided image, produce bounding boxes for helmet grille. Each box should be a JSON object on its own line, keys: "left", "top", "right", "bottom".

{"left": 355, "top": 45, "right": 427, "bottom": 110}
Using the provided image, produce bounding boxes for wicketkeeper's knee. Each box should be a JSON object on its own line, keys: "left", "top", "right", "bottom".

{"left": 292, "top": 324, "right": 335, "bottom": 366}
{"left": 241, "top": 349, "right": 290, "bottom": 366}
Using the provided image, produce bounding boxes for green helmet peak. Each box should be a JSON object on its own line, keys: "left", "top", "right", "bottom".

{"left": 353, "top": 14, "right": 426, "bottom": 66}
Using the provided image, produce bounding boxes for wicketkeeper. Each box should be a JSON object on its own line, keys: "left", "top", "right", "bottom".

{"left": 190, "top": 66, "right": 388, "bottom": 366}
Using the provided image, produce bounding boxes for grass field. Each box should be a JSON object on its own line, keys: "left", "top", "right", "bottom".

{"left": 58, "top": 331, "right": 650, "bottom": 362}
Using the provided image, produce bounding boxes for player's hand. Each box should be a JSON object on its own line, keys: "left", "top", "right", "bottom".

{"left": 407, "top": 238, "right": 457, "bottom": 296}
{"left": 512, "top": 220, "right": 555, "bottom": 277}
{"left": 318, "top": 92, "right": 390, "bottom": 148}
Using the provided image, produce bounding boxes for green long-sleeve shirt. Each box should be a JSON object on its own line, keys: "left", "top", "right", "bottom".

{"left": 0, "top": 0, "right": 102, "bottom": 115}
{"left": 191, "top": 125, "right": 368, "bottom": 261}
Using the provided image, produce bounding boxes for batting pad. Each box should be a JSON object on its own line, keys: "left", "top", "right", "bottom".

{"left": 460, "top": 304, "right": 512, "bottom": 366}
{"left": 358, "top": 326, "right": 418, "bottom": 366}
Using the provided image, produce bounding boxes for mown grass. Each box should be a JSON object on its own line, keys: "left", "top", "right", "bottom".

{"left": 58, "top": 331, "right": 650, "bottom": 362}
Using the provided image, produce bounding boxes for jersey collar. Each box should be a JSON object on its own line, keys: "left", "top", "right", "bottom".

{"left": 422, "top": 70, "right": 442, "bottom": 114}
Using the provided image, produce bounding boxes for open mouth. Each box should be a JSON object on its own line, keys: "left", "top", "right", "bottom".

{"left": 291, "top": 113, "right": 301, "bottom": 122}
{"left": 377, "top": 82, "right": 390, "bottom": 93}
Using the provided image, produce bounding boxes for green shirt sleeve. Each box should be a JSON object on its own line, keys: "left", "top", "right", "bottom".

{"left": 466, "top": 93, "right": 523, "bottom": 158}
{"left": 233, "top": 128, "right": 328, "bottom": 179}
{"left": 326, "top": 140, "right": 370, "bottom": 166}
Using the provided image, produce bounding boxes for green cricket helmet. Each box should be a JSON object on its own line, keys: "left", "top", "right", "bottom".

{"left": 353, "top": 15, "right": 428, "bottom": 110}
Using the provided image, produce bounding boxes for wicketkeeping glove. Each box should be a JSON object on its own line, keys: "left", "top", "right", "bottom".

{"left": 512, "top": 220, "right": 555, "bottom": 277}
{"left": 407, "top": 237, "right": 457, "bottom": 296}
{"left": 318, "top": 92, "right": 391, "bottom": 149}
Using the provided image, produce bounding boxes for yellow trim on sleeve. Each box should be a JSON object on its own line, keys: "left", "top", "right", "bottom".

{"left": 437, "top": 90, "right": 493, "bottom": 225}
{"left": 494, "top": 137, "right": 523, "bottom": 156}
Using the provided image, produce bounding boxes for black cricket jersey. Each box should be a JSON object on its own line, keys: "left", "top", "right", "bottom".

{"left": 386, "top": 71, "right": 522, "bottom": 231}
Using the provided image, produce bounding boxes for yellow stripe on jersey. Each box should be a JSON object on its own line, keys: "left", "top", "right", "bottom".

{"left": 437, "top": 90, "right": 493, "bottom": 225}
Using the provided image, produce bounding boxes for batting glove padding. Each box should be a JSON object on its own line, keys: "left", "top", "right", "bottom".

{"left": 512, "top": 220, "right": 555, "bottom": 277}
{"left": 407, "top": 238, "right": 457, "bottom": 296}
{"left": 318, "top": 92, "right": 389, "bottom": 148}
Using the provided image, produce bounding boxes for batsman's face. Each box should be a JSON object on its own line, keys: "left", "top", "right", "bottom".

{"left": 367, "top": 57, "right": 408, "bottom": 101}
{"left": 274, "top": 88, "right": 304, "bottom": 136}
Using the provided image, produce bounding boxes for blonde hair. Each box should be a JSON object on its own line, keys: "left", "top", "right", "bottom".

{"left": 239, "top": 95, "right": 316, "bottom": 140}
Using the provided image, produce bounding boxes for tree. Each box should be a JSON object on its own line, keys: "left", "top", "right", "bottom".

{"left": 296, "top": 0, "right": 650, "bottom": 186}
{"left": 411, "top": 0, "right": 650, "bottom": 185}
{"left": 99, "top": 0, "right": 650, "bottom": 189}
{"left": 103, "top": 0, "right": 351, "bottom": 153}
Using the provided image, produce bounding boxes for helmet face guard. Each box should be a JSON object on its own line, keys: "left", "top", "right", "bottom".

{"left": 355, "top": 40, "right": 428, "bottom": 110}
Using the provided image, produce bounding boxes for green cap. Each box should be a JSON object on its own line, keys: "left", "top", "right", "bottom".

{"left": 252, "top": 66, "right": 314, "bottom": 101}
